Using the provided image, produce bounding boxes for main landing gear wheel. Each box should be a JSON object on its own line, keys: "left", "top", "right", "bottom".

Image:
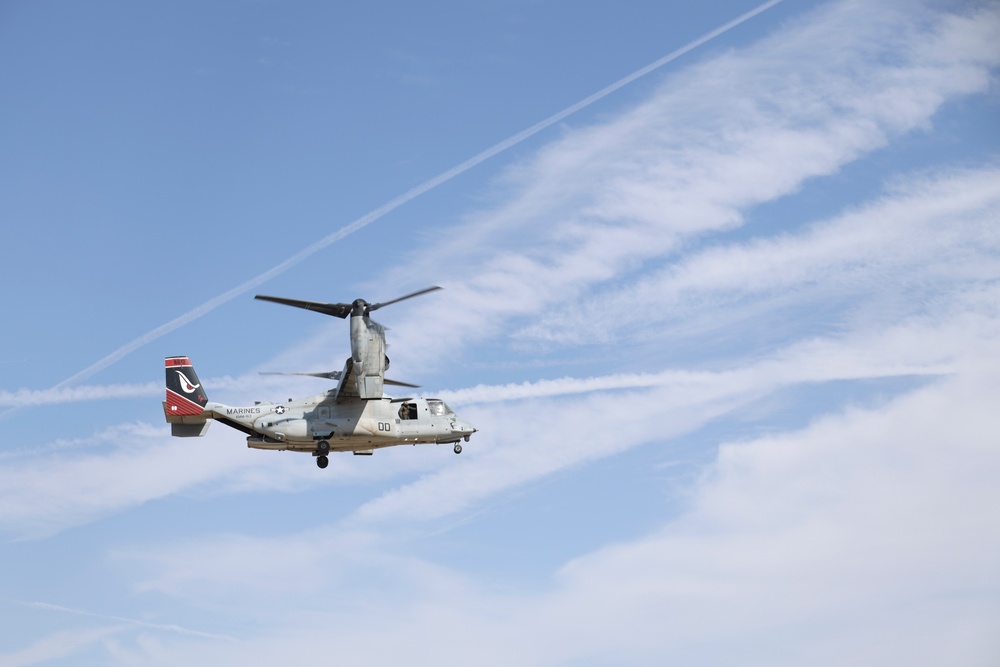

{"left": 453, "top": 444, "right": 462, "bottom": 454}
{"left": 317, "top": 440, "right": 330, "bottom": 456}
{"left": 316, "top": 455, "right": 329, "bottom": 469}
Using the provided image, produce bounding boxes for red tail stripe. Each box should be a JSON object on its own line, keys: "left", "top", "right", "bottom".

{"left": 166, "top": 389, "right": 205, "bottom": 416}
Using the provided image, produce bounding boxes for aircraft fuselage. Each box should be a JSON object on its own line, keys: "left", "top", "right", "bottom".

{"left": 171, "top": 392, "right": 476, "bottom": 456}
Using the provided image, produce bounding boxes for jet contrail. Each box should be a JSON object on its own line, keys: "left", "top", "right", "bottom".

{"left": 22, "top": 601, "right": 236, "bottom": 642}
{"left": 1, "top": 0, "right": 783, "bottom": 418}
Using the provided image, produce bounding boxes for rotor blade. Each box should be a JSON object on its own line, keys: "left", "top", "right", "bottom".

{"left": 368, "top": 286, "right": 443, "bottom": 312}
{"left": 255, "top": 295, "right": 352, "bottom": 319}
{"left": 260, "top": 371, "right": 343, "bottom": 380}
{"left": 384, "top": 378, "right": 420, "bottom": 388}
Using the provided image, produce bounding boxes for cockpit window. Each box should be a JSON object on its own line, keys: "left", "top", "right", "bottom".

{"left": 426, "top": 399, "right": 453, "bottom": 417}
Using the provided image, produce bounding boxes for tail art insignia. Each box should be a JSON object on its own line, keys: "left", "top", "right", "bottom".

{"left": 176, "top": 371, "right": 201, "bottom": 393}
{"left": 164, "top": 356, "right": 209, "bottom": 416}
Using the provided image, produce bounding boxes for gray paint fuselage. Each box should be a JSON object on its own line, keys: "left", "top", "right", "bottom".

{"left": 205, "top": 393, "right": 475, "bottom": 454}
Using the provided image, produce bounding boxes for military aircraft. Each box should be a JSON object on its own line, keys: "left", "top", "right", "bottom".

{"left": 163, "top": 287, "right": 477, "bottom": 469}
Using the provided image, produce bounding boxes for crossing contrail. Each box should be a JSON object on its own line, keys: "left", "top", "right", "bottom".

{"left": 22, "top": 600, "right": 236, "bottom": 642}
{"left": 1, "top": 0, "right": 783, "bottom": 417}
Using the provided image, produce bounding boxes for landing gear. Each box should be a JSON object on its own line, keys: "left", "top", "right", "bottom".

{"left": 315, "top": 441, "right": 331, "bottom": 469}
{"left": 453, "top": 443, "right": 462, "bottom": 454}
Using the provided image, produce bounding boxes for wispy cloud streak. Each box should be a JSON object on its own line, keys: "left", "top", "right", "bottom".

{"left": 4, "top": 2, "right": 1000, "bottom": 665}
{"left": 357, "top": 309, "right": 988, "bottom": 524}
{"left": 0, "top": 382, "right": 161, "bottom": 407}
{"left": 101, "top": 350, "right": 1000, "bottom": 666}
{"left": 0, "top": 372, "right": 314, "bottom": 408}
{"left": 519, "top": 165, "right": 1000, "bottom": 345}
{"left": 377, "top": 0, "right": 1000, "bottom": 371}
{"left": 0, "top": 624, "right": 123, "bottom": 667}
{"left": 0, "top": 0, "right": 785, "bottom": 422}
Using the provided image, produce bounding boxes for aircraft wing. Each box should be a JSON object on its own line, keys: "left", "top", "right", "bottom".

{"left": 330, "top": 357, "right": 361, "bottom": 403}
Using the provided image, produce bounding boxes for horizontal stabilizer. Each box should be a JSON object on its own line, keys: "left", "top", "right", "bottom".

{"left": 172, "top": 422, "right": 211, "bottom": 437}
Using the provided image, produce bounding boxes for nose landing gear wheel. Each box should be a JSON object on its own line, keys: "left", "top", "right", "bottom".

{"left": 316, "top": 455, "right": 329, "bottom": 469}
{"left": 317, "top": 440, "right": 330, "bottom": 456}
{"left": 453, "top": 444, "right": 462, "bottom": 454}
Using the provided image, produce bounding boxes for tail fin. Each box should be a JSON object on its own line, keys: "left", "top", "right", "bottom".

{"left": 164, "top": 356, "right": 209, "bottom": 416}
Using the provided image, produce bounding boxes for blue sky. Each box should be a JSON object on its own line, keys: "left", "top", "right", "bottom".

{"left": 1, "top": 0, "right": 999, "bottom": 664}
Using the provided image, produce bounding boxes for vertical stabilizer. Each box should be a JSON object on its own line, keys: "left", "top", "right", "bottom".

{"left": 165, "top": 356, "right": 209, "bottom": 416}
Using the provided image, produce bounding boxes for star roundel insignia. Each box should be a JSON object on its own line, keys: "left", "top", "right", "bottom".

{"left": 274, "top": 405, "right": 286, "bottom": 415}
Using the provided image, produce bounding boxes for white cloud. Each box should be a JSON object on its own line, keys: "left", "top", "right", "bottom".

{"left": 3, "top": 0, "right": 997, "bottom": 548}
{"left": 0, "top": 369, "right": 322, "bottom": 409}
{"left": 525, "top": 357, "right": 1000, "bottom": 665}
{"left": 0, "top": 382, "right": 160, "bottom": 408}
{"left": 353, "top": 298, "right": 987, "bottom": 525}
{"left": 521, "top": 165, "right": 1000, "bottom": 345}
{"left": 7, "top": 1, "right": 998, "bottom": 665}
{"left": 0, "top": 625, "right": 124, "bottom": 667}
{"left": 378, "top": 0, "right": 1000, "bottom": 370}
{"left": 12, "top": 295, "right": 960, "bottom": 544}
{"left": 76, "top": 332, "right": 1000, "bottom": 667}
{"left": 108, "top": 286, "right": 999, "bottom": 603}
{"left": 0, "top": 422, "right": 369, "bottom": 540}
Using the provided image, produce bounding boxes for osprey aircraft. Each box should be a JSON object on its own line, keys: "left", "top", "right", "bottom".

{"left": 163, "top": 287, "right": 477, "bottom": 469}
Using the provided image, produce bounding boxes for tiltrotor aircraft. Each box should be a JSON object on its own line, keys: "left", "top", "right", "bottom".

{"left": 163, "top": 287, "right": 477, "bottom": 469}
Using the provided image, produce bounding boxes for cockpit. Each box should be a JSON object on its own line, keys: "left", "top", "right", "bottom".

{"left": 427, "top": 399, "right": 453, "bottom": 416}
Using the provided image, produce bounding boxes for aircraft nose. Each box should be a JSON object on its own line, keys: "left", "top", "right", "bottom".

{"left": 451, "top": 420, "right": 476, "bottom": 435}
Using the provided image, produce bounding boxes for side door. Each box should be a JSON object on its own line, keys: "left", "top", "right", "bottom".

{"left": 395, "top": 401, "right": 421, "bottom": 439}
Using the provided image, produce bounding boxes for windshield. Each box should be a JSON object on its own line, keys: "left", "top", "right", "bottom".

{"left": 426, "top": 399, "right": 453, "bottom": 417}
